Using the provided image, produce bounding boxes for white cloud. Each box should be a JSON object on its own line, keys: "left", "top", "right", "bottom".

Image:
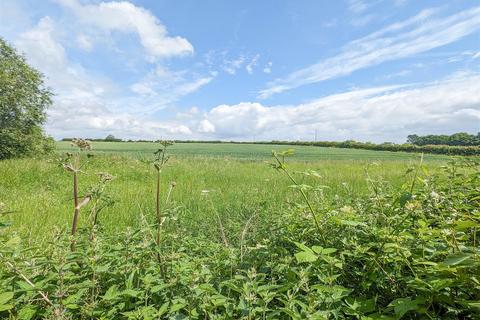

{"left": 13, "top": 14, "right": 201, "bottom": 140}
{"left": 16, "top": 17, "right": 67, "bottom": 70}
{"left": 205, "top": 73, "right": 480, "bottom": 142}
{"left": 245, "top": 54, "right": 260, "bottom": 74}
{"left": 76, "top": 34, "right": 93, "bottom": 51}
{"left": 222, "top": 55, "right": 246, "bottom": 75}
{"left": 198, "top": 119, "right": 215, "bottom": 133}
{"left": 348, "top": 0, "right": 368, "bottom": 13}
{"left": 55, "top": 0, "right": 193, "bottom": 59}
{"left": 263, "top": 62, "right": 273, "bottom": 74}
{"left": 129, "top": 66, "right": 214, "bottom": 113}
{"left": 259, "top": 6, "right": 480, "bottom": 98}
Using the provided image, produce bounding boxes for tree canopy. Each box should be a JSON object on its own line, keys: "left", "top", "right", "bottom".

{"left": 0, "top": 37, "right": 53, "bottom": 159}
{"left": 407, "top": 132, "right": 480, "bottom": 146}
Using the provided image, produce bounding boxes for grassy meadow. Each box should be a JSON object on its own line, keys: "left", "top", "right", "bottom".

{"left": 1, "top": 141, "right": 479, "bottom": 319}
{"left": 3, "top": 142, "right": 441, "bottom": 236}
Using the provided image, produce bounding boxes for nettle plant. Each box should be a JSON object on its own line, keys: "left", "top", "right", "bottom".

{"left": 267, "top": 151, "right": 480, "bottom": 318}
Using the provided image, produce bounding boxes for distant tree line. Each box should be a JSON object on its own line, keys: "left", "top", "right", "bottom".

{"left": 258, "top": 140, "right": 480, "bottom": 156}
{"left": 407, "top": 132, "right": 480, "bottom": 146}
{"left": 62, "top": 134, "right": 122, "bottom": 142}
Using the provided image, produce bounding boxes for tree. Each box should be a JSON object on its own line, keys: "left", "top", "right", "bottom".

{"left": 105, "top": 134, "right": 117, "bottom": 142}
{"left": 0, "top": 37, "right": 53, "bottom": 159}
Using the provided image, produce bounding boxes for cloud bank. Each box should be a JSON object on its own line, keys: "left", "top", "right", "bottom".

{"left": 259, "top": 6, "right": 480, "bottom": 98}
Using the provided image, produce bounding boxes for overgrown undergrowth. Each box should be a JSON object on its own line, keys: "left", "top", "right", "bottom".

{"left": 0, "top": 155, "right": 479, "bottom": 319}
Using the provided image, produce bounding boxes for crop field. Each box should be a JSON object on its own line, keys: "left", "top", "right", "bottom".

{"left": 56, "top": 141, "right": 451, "bottom": 161}
{"left": 1, "top": 142, "right": 479, "bottom": 319}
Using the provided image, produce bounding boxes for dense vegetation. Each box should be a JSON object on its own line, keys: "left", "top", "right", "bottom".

{"left": 0, "top": 37, "right": 53, "bottom": 160}
{"left": 407, "top": 132, "right": 480, "bottom": 146}
{"left": 1, "top": 142, "right": 479, "bottom": 319}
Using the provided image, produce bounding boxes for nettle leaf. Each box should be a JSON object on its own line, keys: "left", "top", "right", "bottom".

{"left": 0, "top": 292, "right": 14, "bottom": 305}
{"left": 170, "top": 298, "right": 187, "bottom": 313}
{"left": 103, "top": 285, "right": 120, "bottom": 301}
{"left": 399, "top": 192, "right": 413, "bottom": 207}
{"left": 469, "top": 302, "right": 480, "bottom": 310}
{"left": 0, "top": 304, "right": 13, "bottom": 312}
{"left": 455, "top": 220, "right": 479, "bottom": 230}
{"left": 443, "top": 253, "right": 471, "bottom": 266}
{"left": 122, "top": 289, "right": 141, "bottom": 298}
{"left": 157, "top": 302, "right": 169, "bottom": 316}
{"left": 389, "top": 297, "right": 423, "bottom": 318}
{"left": 17, "top": 305, "right": 37, "bottom": 320}
{"left": 295, "top": 250, "right": 317, "bottom": 263}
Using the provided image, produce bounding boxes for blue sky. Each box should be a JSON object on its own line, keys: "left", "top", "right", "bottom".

{"left": 1, "top": 0, "right": 479, "bottom": 142}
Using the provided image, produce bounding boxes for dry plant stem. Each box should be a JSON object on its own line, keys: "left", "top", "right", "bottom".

{"left": 240, "top": 212, "right": 257, "bottom": 262}
{"left": 273, "top": 154, "right": 323, "bottom": 236}
{"left": 71, "top": 171, "right": 79, "bottom": 251}
{"left": 216, "top": 212, "right": 229, "bottom": 248}
{"left": 4, "top": 260, "right": 63, "bottom": 316}
{"left": 155, "top": 169, "right": 161, "bottom": 247}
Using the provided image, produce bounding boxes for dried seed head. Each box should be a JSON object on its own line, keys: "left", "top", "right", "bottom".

{"left": 63, "top": 164, "right": 75, "bottom": 172}
{"left": 96, "top": 172, "right": 114, "bottom": 182}
{"left": 71, "top": 138, "right": 92, "bottom": 151}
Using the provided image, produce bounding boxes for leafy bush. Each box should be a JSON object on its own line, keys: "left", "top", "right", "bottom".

{"left": 0, "top": 38, "right": 53, "bottom": 160}
{"left": 0, "top": 156, "right": 479, "bottom": 319}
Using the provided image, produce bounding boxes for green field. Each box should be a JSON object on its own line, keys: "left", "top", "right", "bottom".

{"left": 57, "top": 141, "right": 450, "bottom": 161}
{"left": 2, "top": 142, "right": 479, "bottom": 319}
{"left": 2, "top": 142, "right": 442, "bottom": 236}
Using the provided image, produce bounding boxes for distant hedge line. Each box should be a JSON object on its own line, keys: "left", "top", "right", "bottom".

{"left": 257, "top": 140, "right": 480, "bottom": 156}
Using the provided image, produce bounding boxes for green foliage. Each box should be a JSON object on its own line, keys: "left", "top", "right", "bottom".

{"left": 0, "top": 152, "right": 479, "bottom": 318}
{"left": 269, "top": 140, "right": 480, "bottom": 156}
{"left": 0, "top": 37, "right": 53, "bottom": 160}
{"left": 408, "top": 132, "right": 480, "bottom": 146}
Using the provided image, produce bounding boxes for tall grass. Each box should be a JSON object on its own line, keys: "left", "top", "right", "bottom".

{"left": 0, "top": 154, "right": 441, "bottom": 239}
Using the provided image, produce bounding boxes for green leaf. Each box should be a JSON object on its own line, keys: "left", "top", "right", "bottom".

{"left": 469, "top": 302, "right": 480, "bottom": 309}
{"left": 295, "top": 250, "right": 317, "bottom": 263}
{"left": 170, "top": 299, "right": 187, "bottom": 313}
{"left": 399, "top": 192, "right": 413, "bottom": 207}
{"left": 122, "top": 289, "right": 141, "bottom": 298}
{"left": 157, "top": 302, "right": 169, "bottom": 316}
{"left": 336, "top": 219, "right": 366, "bottom": 227}
{"left": 17, "top": 305, "right": 37, "bottom": 320}
{"left": 0, "top": 304, "right": 13, "bottom": 312}
{"left": 443, "top": 253, "right": 471, "bottom": 266}
{"left": 389, "top": 297, "right": 422, "bottom": 318}
{"left": 102, "top": 285, "right": 119, "bottom": 301}
{"left": 0, "top": 292, "right": 14, "bottom": 305}
{"left": 455, "top": 220, "right": 478, "bottom": 230}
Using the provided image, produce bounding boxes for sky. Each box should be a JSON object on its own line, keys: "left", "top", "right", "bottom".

{"left": 1, "top": 0, "right": 479, "bottom": 142}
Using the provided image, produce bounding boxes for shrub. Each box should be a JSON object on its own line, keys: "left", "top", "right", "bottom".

{"left": 0, "top": 38, "right": 53, "bottom": 160}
